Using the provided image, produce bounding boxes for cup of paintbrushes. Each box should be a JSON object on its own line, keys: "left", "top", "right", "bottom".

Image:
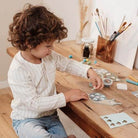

{"left": 96, "top": 36, "right": 116, "bottom": 63}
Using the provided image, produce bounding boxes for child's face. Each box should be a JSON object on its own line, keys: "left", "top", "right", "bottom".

{"left": 30, "top": 41, "right": 54, "bottom": 58}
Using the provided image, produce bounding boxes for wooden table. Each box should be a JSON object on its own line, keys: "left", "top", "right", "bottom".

{"left": 7, "top": 41, "right": 138, "bottom": 138}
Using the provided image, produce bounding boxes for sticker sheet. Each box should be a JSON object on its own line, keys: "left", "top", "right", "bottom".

{"left": 101, "top": 112, "right": 135, "bottom": 128}
{"left": 89, "top": 92, "right": 106, "bottom": 101}
{"left": 89, "top": 92, "right": 121, "bottom": 105}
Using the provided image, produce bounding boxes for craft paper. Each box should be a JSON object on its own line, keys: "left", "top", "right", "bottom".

{"left": 101, "top": 112, "right": 135, "bottom": 128}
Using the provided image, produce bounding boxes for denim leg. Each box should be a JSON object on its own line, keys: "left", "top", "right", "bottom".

{"left": 43, "top": 114, "right": 67, "bottom": 137}
{"left": 13, "top": 119, "right": 51, "bottom": 138}
{"left": 12, "top": 114, "right": 67, "bottom": 138}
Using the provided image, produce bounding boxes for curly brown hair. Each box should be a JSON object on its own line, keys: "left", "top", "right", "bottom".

{"left": 8, "top": 4, "right": 68, "bottom": 51}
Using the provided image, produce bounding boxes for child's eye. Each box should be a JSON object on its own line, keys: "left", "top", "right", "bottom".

{"left": 46, "top": 45, "right": 52, "bottom": 48}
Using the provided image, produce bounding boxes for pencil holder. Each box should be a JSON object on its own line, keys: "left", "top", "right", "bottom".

{"left": 96, "top": 36, "right": 116, "bottom": 63}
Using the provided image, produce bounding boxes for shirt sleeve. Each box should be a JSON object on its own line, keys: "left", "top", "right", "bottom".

{"left": 52, "top": 51, "right": 91, "bottom": 78}
{"left": 8, "top": 67, "right": 66, "bottom": 113}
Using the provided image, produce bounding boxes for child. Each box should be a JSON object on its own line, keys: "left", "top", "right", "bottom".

{"left": 8, "top": 4, "right": 103, "bottom": 138}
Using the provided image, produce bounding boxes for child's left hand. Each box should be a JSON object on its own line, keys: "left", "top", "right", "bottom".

{"left": 87, "top": 68, "right": 104, "bottom": 90}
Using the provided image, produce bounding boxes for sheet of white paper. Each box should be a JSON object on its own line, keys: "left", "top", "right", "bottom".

{"left": 101, "top": 112, "right": 135, "bottom": 128}
{"left": 116, "top": 83, "right": 127, "bottom": 90}
{"left": 134, "top": 49, "right": 138, "bottom": 69}
{"left": 114, "top": 17, "right": 138, "bottom": 70}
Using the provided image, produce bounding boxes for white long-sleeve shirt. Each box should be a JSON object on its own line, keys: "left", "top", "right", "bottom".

{"left": 8, "top": 50, "right": 90, "bottom": 120}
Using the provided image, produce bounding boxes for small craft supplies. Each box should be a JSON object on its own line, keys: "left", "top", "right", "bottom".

{"left": 103, "top": 78, "right": 113, "bottom": 87}
{"left": 68, "top": 55, "right": 73, "bottom": 58}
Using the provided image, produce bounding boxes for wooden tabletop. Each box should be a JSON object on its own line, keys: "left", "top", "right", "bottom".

{"left": 7, "top": 40, "right": 138, "bottom": 138}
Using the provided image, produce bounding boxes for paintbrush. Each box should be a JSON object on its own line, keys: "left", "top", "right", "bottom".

{"left": 122, "top": 23, "right": 132, "bottom": 32}
{"left": 109, "top": 22, "right": 132, "bottom": 42}
{"left": 96, "top": 8, "right": 100, "bottom": 17}
{"left": 118, "top": 22, "right": 127, "bottom": 32}
{"left": 95, "top": 8, "right": 105, "bottom": 38}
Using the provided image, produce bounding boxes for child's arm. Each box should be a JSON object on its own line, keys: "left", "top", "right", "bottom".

{"left": 53, "top": 51, "right": 91, "bottom": 78}
{"left": 53, "top": 51, "right": 103, "bottom": 90}
{"left": 62, "top": 68, "right": 103, "bottom": 102}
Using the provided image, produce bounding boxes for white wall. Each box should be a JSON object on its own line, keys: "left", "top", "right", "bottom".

{"left": 0, "top": 0, "right": 43, "bottom": 88}
{"left": 43, "top": 0, "right": 80, "bottom": 40}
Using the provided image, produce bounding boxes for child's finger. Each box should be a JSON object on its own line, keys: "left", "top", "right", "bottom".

{"left": 94, "top": 78, "right": 103, "bottom": 89}
{"left": 97, "top": 78, "right": 103, "bottom": 89}
{"left": 90, "top": 79, "right": 97, "bottom": 88}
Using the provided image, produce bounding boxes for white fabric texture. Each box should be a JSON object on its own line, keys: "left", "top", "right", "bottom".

{"left": 8, "top": 50, "right": 91, "bottom": 120}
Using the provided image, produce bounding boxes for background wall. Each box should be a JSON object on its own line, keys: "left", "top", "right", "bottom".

{"left": 43, "top": 0, "right": 80, "bottom": 40}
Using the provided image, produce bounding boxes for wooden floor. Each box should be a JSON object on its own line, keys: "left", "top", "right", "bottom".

{"left": 0, "top": 88, "right": 17, "bottom": 138}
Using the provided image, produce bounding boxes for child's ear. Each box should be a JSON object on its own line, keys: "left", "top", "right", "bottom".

{"left": 27, "top": 45, "right": 32, "bottom": 49}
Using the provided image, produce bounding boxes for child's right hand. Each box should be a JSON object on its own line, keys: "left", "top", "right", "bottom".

{"left": 64, "top": 89, "right": 89, "bottom": 103}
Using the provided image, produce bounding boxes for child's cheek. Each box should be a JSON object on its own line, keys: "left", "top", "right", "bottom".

{"left": 43, "top": 50, "right": 51, "bottom": 56}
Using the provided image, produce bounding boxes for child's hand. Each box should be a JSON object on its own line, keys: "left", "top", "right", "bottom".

{"left": 87, "top": 68, "right": 104, "bottom": 89}
{"left": 64, "top": 89, "right": 88, "bottom": 103}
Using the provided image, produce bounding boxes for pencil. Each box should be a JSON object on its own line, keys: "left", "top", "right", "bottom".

{"left": 126, "top": 79, "right": 138, "bottom": 86}
{"left": 128, "top": 75, "right": 138, "bottom": 83}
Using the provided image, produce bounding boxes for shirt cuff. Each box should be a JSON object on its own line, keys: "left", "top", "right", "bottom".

{"left": 82, "top": 65, "right": 93, "bottom": 79}
{"left": 58, "top": 93, "right": 66, "bottom": 107}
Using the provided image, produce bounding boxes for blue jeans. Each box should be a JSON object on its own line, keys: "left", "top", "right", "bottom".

{"left": 12, "top": 112, "right": 67, "bottom": 138}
